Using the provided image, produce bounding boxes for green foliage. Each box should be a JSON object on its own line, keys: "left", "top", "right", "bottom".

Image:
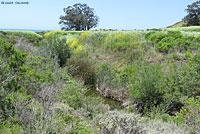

{"left": 166, "top": 26, "right": 200, "bottom": 32}
{"left": 0, "top": 121, "right": 23, "bottom": 134}
{"left": 0, "top": 39, "right": 57, "bottom": 133}
{"left": 58, "top": 76, "right": 88, "bottom": 109}
{"left": 168, "top": 97, "right": 200, "bottom": 134}
{"left": 130, "top": 62, "right": 166, "bottom": 108}
{"left": 170, "top": 52, "right": 184, "bottom": 61}
{"left": 145, "top": 31, "right": 167, "bottom": 45}
{"left": 97, "top": 111, "right": 144, "bottom": 134}
{"left": 95, "top": 62, "right": 113, "bottom": 88}
{"left": 104, "top": 32, "right": 141, "bottom": 52}
{"left": 191, "top": 48, "right": 200, "bottom": 64}
{"left": 168, "top": 62, "right": 199, "bottom": 99}
{"left": 0, "top": 31, "right": 42, "bottom": 45}
{"left": 144, "top": 118, "right": 189, "bottom": 134}
{"left": 95, "top": 62, "right": 127, "bottom": 92}
{"left": 185, "top": 50, "right": 193, "bottom": 59}
{"left": 145, "top": 31, "right": 200, "bottom": 53}
{"left": 59, "top": 3, "right": 99, "bottom": 30}
{"left": 0, "top": 31, "right": 17, "bottom": 44}
{"left": 184, "top": 1, "right": 200, "bottom": 26}
{"left": 66, "top": 57, "right": 96, "bottom": 87}
{"left": 44, "top": 30, "right": 68, "bottom": 37}
{"left": 55, "top": 107, "right": 93, "bottom": 134}
{"left": 66, "top": 33, "right": 87, "bottom": 55}
{"left": 177, "top": 98, "right": 200, "bottom": 122}
{"left": 129, "top": 59, "right": 200, "bottom": 115}
{"left": 40, "top": 36, "right": 71, "bottom": 67}
{"left": 2, "top": 29, "right": 200, "bottom": 133}
{"left": 85, "top": 32, "right": 108, "bottom": 47}
{"left": 64, "top": 115, "right": 92, "bottom": 134}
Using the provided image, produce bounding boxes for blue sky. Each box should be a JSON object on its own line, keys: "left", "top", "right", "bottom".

{"left": 0, "top": 0, "right": 197, "bottom": 30}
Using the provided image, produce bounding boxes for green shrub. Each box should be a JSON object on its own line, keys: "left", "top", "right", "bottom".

{"left": 95, "top": 62, "right": 126, "bottom": 91}
{"left": 40, "top": 36, "right": 71, "bottom": 67}
{"left": 191, "top": 49, "right": 200, "bottom": 65}
{"left": 97, "top": 111, "right": 144, "bottom": 134}
{"left": 165, "top": 63, "right": 200, "bottom": 103}
{"left": 171, "top": 52, "right": 184, "bottom": 60}
{"left": 145, "top": 31, "right": 200, "bottom": 53}
{"left": 0, "top": 31, "right": 17, "bottom": 44}
{"left": 104, "top": 32, "right": 140, "bottom": 52}
{"left": 84, "top": 32, "right": 108, "bottom": 47}
{"left": 57, "top": 77, "right": 88, "bottom": 109}
{"left": 185, "top": 50, "right": 193, "bottom": 59}
{"left": 173, "top": 97, "right": 200, "bottom": 133}
{"left": 0, "top": 39, "right": 56, "bottom": 132}
{"left": 145, "top": 32, "right": 167, "bottom": 44}
{"left": 95, "top": 62, "right": 113, "bottom": 89}
{"left": 0, "top": 31, "right": 42, "bottom": 45}
{"left": 0, "top": 121, "right": 23, "bottom": 134}
{"left": 144, "top": 118, "right": 189, "bottom": 134}
{"left": 130, "top": 62, "right": 166, "bottom": 109}
{"left": 54, "top": 104, "right": 94, "bottom": 134}
{"left": 66, "top": 57, "right": 96, "bottom": 87}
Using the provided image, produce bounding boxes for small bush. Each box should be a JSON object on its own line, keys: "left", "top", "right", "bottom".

{"left": 86, "top": 32, "right": 108, "bottom": 47}
{"left": 67, "top": 38, "right": 85, "bottom": 54}
{"left": 40, "top": 36, "right": 71, "bottom": 67}
{"left": 0, "top": 31, "right": 17, "bottom": 44}
{"left": 130, "top": 62, "right": 166, "bottom": 109}
{"left": 66, "top": 57, "right": 96, "bottom": 87}
{"left": 164, "top": 62, "right": 200, "bottom": 105}
{"left": 174, "top": 97, "right": 200, "bottom": 133}
{"left": 104, "top": 32, "right": 140, "bottom": 52}
{"left": 97, "top": 111, "right": 144, "bottom": 134}
{"left": 57, "top": 76, "right": 88, "bottom": 109}
{"left": 144, "top": 118, "right": 189, "bottom": 134}
{"left": 44, "top": 30, "right": 68, "bottom": 37}
{"left": 95, "top": 62, "right": 127, "bottom": 92}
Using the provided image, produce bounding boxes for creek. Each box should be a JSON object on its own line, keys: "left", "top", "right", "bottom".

{"left": 85, "top": 89, "right": 123, "bottom": 110}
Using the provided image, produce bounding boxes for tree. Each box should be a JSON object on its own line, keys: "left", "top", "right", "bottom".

{"left": 59, "top": 3, "right": 99, "bottom": 31}
{"left": 183, "top": 1, "right": 200, "bottom": 26}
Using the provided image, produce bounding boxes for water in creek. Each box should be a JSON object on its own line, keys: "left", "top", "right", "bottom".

{"left": 85, "top": 89, "right": 122, "bottom": 110}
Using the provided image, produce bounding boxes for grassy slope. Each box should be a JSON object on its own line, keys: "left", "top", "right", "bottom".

{"left": 0, "top": 30, "right": 43, "bottom": 45}
{"left": 167, "top": 20, "right": 186, "bottom": 28}
{"left": 1, "top": 30, "right": 42, "bottom": 37}
{"left": 1, "top": 30, "right": 198, "bottom": 133}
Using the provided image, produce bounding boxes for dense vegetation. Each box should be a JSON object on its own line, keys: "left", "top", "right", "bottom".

{"left": 145, "top": 31, "right": 200, "bottom": 53}
{"left": 0, "top": 29, "right": 199, "bottom": 133}
{"left": 0, "top": 31, "right": 42, "bottom": 45}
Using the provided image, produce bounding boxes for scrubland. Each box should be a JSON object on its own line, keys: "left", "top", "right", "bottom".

{"left": 0, "top": 28, "right": 199, "bottom": 134}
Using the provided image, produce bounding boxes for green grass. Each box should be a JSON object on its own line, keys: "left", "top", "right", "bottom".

{"left": 0, "top": 30, "right": 43, "bottom": 45}
{"left": 1, "top": 30, "right": 42, "bottom": 37}
{"left": 167, "top": 20, "right": 186, "bottom": 28}
{"left": 165, "top": 26, "right": 200, "bottom": 32}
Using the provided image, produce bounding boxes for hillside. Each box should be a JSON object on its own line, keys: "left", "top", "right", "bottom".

{"left": 0, "top": 30, "right": 199, "bottom": 134}
{"left": 167, "top": 20, "right": 186, "bottom": 28}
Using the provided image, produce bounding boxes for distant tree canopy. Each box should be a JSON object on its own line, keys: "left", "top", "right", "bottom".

{"left": 184, "top": 1, "right": 200, "bottom": 26}
{"left": 59, "top": 3, "right": 99, "bottom": 31}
